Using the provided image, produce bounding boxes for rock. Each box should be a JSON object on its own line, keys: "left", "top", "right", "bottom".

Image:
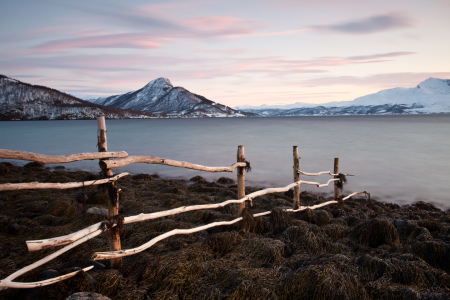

{"left": 24, "top": 161, "right": 45, "bottom": 169}
{"left": 394, "top": 219, "right": 415, "bottom": 238}
{"left": 315, "top": 210, "right": 332, "bottom": 226}
{"left": 86, "top": 207, "right": 108, "bottom": 216}
{"left": 412, "top": 241, "right": 450, "bottom": 272}
{"left": 189, "top": 175, "right": 207, "bottom": 183}
{"left": 65, "top": 292, "right": 111, "bottom": 300}
{"left": 281, "top": 265, "right": 368, "bottom": 299}
{"left": 217, "top": 177, "right": 235, "bottom": 185}
{"left": 413, "top": 201, "right": 442, "bottom": 212}
{"left": 131, "top": 174, "right": 153, "bottom": 181}
{"left": 85, "top": 259, "right": 106, "bottom": 270}
{"left": 409, "top": 227, "right": 433, "bottom": 242}
{"left": 75, "top": 192, "right": 88, "bottom": 203}
{"left": 350, "top": 218, "right": 401, "bottom": 248}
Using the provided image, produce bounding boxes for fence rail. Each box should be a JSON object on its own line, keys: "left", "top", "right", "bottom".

{"left": 299, "top": 170, "right": 354, "bottom": 177}
{"left": 0, "top": 116, "right": 368, "bottom": 290}
{"left": 0, "top": 149, "right": 127, "bottom": 164}
{"left": 0, "top": 172, "right": 128, "bottom": 191}
{"left": 100, "top": 155, "right": 247, "bottom": 172}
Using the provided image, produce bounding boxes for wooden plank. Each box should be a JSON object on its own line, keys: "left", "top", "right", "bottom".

{"left": 237, "top": 145, "right": 246, "bottom": 216}
{"left": 0, "top": 149, "right": 127, "bottom": 164}
{"left": 97, "top": 115, "right": 121, "bottom": 268}
{"left": 334, "top": 158, "right": 340, "bottom": 201}
{"left": 0, "top": 266, "right": 94, "bottom": 289}
{"left": 0, "top": 230, "right": 102, "bottom": 291}
{"left": 93, "top": 190, "right": 369, "bottom": 261}
{"left": 0, "top": 172, "right": 128, "bottom": 191}
{"left": 100, "top": 155, "right": 246, "bottom": 172}
{"left": 293, "top": 146, "right": 300, "bottom": 209}
{"left": 26, "top": 178, "right": 344, "bottom": 252}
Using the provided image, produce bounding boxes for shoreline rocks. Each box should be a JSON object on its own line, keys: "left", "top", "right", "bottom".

{"left": 1, "top": 163, "right": 450, "bottom": 299}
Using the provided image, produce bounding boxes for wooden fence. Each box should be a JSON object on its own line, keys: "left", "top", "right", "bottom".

{"left": 0, "top": 116, "right": 368, "bottom": 290}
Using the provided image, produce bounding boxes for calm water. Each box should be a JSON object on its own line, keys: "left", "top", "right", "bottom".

{"left": 1, "top": 115, "right": 450, "bottom": 209}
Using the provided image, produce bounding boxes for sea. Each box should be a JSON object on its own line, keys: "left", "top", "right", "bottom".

{"left": 1, "top": 115, "right": 450, "bottom": 209}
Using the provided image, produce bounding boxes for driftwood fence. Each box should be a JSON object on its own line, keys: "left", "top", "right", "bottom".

{"left": 0, "top": 116, "right": 368, "bottom": 290}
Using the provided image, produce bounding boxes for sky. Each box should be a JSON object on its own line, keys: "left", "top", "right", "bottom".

{"left": 1, "top": 0, "right": 450, "bottom": 108}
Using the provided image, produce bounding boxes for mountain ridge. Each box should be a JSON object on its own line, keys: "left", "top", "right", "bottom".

{"left": 238, "top": 77, "right": 450, "bottom": 116}
{"left": 0, "top": 75, "right": 156, "bottom": 120}
{"left": 88, "top": 77, "right": 248, "bottom": 117}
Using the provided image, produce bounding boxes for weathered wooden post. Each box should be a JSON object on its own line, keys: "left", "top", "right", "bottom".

{"left": 334, "top": 157, "right": 340, "bottom": 201}
{"left": 293, "top": 146, "right": 300, "bottom": 209}
{"left": 97, "top": 115, "right": 122, "bottom": 268}
{"left": 237, "top": 145, "right": 246, "bottom": 216}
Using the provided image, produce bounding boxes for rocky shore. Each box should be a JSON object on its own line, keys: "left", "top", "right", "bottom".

{"left": 1, "top": 162, "right": 450, "bottom": 299}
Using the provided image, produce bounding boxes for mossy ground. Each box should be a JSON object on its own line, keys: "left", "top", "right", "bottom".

{"left": 1, "top": 162, "right": 450, "bottom": 299}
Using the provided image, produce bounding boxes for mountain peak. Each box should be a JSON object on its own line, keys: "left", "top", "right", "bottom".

{"left": 88, "top": 77, "right": 248, "bottom": 117}
{"left": 146, "top": 77, "right": 173, "bottom": 88}
{"left": 417, "top": 77, "right": 450, "bottom": 94}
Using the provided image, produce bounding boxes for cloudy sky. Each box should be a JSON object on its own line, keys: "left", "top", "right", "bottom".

{"left": 1, "top": 0, "right": 449, "bottom": 107}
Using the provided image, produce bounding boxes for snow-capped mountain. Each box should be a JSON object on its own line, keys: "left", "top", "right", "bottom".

{"left": 88, "top": 78, "right": 249, "bottom": 117}
{"left": 239, "top": 78, "right": 450, "bottom": 116}
{"left": 0, "top": 75, "right": 156, "bottom": 120}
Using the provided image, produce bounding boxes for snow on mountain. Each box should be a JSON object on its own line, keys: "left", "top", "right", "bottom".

{"left": 0, "top": 75, "right": 156, "bottom": 120}
{"left": 240, "top": 78, "right": 450, "bottom": 116}
{"left": 236, "top": 102, "right": 316, "bottom": 110}
{"left": 89, "top": 78, "right": 249, "bottom": 117}
{"left": 348, "top": 77, "right": 450, "bottom": 107}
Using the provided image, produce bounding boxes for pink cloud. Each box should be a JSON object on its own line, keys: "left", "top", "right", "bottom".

{"left": 33, "top": 34, "right": 163, "bottom": 52}
{"left": 258, "top": 28, "right": 312, "bottom": 36}
{"left": 29, "top": 15, "right": 260, "bottom": 53}
{"left": 192, "top": 48, "right": 246, "bottom": 54}
{"left": 265, "top": 0, "right": 361, "bottom": 9}
{"left": 182, "top": 16, "right": 245, "bottom": 29}
{"left": 181, "top": 16, "right": 262, "bottom": 37}
{"left": 227, "top": 52, "right": 414, "bottom": 74}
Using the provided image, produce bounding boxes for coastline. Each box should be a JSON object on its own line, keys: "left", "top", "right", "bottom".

{"left": 1, "top": 162, "right": 450, "bottom": 299}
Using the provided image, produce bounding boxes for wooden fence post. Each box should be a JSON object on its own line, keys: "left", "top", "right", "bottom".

{"left": 293, "top": 146, "right": 300, "bottom": 209}
{"left": 334, "top": 157, "right": 340, "bottom": 201}
{"left": 237, "top": 145, "right": 245, "bottom": 216}
{"left": 97, "top": 115, "right": 122, "bottom": 268}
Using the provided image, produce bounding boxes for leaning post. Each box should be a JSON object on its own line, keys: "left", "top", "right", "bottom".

{"left": 237, "top": 145, "right": 246, "bottom": 216}
{"left": 293, "top": 146, "right": 300, "bottom": 209}
{"left": 97, "top": 115, "right": 122, "bottom": 268}
{"left": 334, "top": 157, "right": 340, "bottom": 202}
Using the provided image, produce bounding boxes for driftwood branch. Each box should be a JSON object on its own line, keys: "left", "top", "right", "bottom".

{"left": 94, "top": 218, "right": 243, "bottom": 260}
{"left": 16, "top": 188, "right": 369, "bottom": 291}
{"left": 0, "top": 172, "right": 129, "bottom": 191}
{"left": 93, "top": 190, "right": 369, "bottom": 260}
{"left": 0, "top": 266, "right": 93, "bottom": 289}
{"left": 300, "top": 179, "right": 339, "bottom": 188}
{"left": 100, "top": 155, "right": 247, "bottom": 172}
{"left": 26, "top": 178, "right": 342, "bottom": 251}
{"left": 342, "top": 191, "right": 370, "bottom": 201}
{"left": 27, "top": 222, "right": 105, "bottom": 251}
{"left": 0, "top": 149, "right": 128, "bottom": 164}
{"left": 0, "top": 230, "right": 102, "bottom": 291}
{"left": 299, "top": 170, "right": 354, "bottom": 177}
